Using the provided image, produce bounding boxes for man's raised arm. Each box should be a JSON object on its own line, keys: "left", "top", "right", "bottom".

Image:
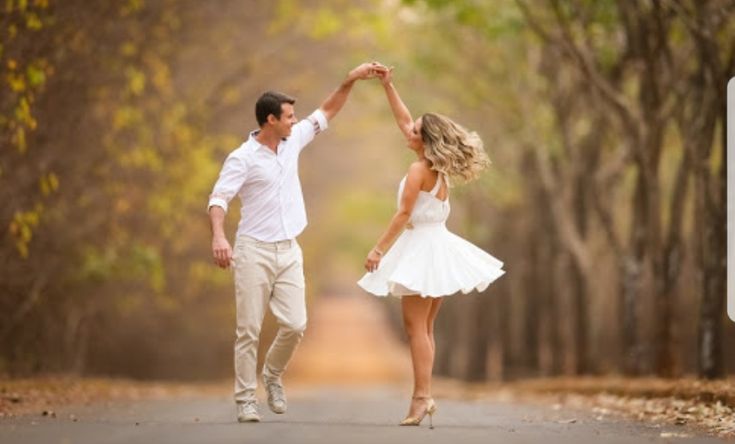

{"left": 319, "top": 62, "right": 387, "bottom": 121}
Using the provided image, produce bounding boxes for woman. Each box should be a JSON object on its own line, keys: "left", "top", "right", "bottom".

{"left": 357, "top": 68, "right": 505, "bottom": 428}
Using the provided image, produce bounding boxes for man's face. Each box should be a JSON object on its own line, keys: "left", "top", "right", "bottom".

{"left": 271, "top": 103, "right": 297, "bottom": 138}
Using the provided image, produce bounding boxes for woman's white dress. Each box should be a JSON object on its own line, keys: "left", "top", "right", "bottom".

{"left": 357, "top": 173, "right": 505, "bottom": 298}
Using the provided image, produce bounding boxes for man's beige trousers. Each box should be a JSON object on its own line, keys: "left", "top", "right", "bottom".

{"left": 232, "top": 235, "right": 307, "bottom": 404}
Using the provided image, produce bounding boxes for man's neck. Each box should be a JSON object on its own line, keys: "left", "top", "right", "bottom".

{"left": 254, "top": 129, "right": 280, "bottom": 153}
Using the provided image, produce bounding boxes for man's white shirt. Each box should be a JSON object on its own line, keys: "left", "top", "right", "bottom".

{"left": 208, "top": 109, "right": 328, "bottom": 242}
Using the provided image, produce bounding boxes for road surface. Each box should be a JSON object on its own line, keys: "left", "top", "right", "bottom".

{"left": 0, "top": 296, "right": 726, "bottom": 443}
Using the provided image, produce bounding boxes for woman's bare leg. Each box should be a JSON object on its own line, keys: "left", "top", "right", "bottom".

{"left": 402, "top": 295, "right": 434, "bottom": 418}
{"left": 427, "top": 297, "right": 443, "bottom": 360}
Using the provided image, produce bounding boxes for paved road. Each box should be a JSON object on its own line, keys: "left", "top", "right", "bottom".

{"left": 0, "top": 297, "right": 727, "bottom": 443}
{"left": 0, "top": 386, "right": 726, "bottom": 444}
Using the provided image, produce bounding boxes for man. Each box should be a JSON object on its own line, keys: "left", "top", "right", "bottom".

{"left": 208, "top": 62, "right": 386, "bottom": 423}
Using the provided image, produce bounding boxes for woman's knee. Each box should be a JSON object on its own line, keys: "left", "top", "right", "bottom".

{"left": 402, "top": 315, "right": 426, "bottom": 338}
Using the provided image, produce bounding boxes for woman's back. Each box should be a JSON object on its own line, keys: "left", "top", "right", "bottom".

{"left": 398, "top": 172, "right": 450, "bottom": 226}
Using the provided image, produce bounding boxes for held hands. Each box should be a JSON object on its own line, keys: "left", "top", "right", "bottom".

{"left": 348, "top": 61, "right": 389, "bottom": 82}
{"left": 212, "top": 236, "right": 233, "bottom": 269}
{"left": 377, "top": 65, "right": 394, "bottom": 86}
{"left": 364, "top": 247, "right": 384, "bottom": 273}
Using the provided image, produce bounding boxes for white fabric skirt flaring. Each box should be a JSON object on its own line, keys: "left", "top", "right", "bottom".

{"left": 357, "top": 223, "right": 505, "bottom": 298}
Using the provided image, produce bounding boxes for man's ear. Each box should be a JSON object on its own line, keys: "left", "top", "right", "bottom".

{"left": 266, "top": 114, "right": 278, "bottom": 126}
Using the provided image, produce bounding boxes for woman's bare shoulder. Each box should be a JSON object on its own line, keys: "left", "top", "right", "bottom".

{"left": 406, "top": 160, "right": 431, "bottom": 176}
{"left": 403, "top": 161, "right": 429, "bottom": 189}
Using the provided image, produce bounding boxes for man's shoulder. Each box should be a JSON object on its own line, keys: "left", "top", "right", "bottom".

{"left": 227, "top": 139, "right": 257, "bottom": 159}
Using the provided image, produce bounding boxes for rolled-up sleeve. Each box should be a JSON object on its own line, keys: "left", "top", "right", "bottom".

{"left": 208, "top": 153, "right": 247, "bottom": 213}
{"left": 292, "top": 109, "right": 329, "bottom": 151}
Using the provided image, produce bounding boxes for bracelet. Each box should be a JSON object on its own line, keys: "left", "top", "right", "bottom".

{"left": 373, "top": 247, "right": 384, "bottom": 256}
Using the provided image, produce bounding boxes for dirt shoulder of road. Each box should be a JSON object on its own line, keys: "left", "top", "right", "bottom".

{"left": 434, "top": 376, "right": 735, "bottom": 439}
{"left": 0, "top": 376, "right": 227, "bottom": 419}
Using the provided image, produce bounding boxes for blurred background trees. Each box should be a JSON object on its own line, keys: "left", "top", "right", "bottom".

{"left": 1, "top": 0, "right": 733, "bottom": 381}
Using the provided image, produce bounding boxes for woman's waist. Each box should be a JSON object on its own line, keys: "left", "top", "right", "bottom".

{"left": 405, "top": 221, "right": 447, "bottom": 230}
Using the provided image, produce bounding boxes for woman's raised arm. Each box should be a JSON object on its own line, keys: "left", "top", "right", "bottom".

{"left": 380, "top": 68, "right": 414, "bottom": 139}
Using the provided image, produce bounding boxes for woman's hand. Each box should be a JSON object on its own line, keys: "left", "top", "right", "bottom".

{"left": 378, "top": 65, "right": 394, "bottom": 86}
{"left": 349, "top": 61, "right": 388, "bottom": 82}
{"left": 364, "top": 247, "right": 383, "bottom": 272}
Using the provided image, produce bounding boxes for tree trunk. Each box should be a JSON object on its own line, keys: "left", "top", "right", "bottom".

{"left": 621, "top": 172, "right": 647, "bottom": 375}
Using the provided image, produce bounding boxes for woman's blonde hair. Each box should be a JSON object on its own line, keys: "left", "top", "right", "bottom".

{"left": 420, "top": 113, "right": 490, "bottom": 185}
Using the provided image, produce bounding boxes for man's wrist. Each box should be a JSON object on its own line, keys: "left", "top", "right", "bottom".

{"left": 343, "top": 74, "right": 358, "bottom": 86}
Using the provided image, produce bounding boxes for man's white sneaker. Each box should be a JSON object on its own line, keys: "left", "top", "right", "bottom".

{"left": 236, "top": 402, "right": 261, "bottom": 422}
{"left": 262, "top": 374, "right": 287, "bottom": 414}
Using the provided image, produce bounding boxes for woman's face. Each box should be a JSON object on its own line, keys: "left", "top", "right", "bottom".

{"left": 408, "top": 117, "right": 424, "bottom": 152}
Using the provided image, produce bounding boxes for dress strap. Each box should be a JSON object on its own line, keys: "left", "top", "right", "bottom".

{"left": 429, "top": 172, "right": 444, "bottom": 197}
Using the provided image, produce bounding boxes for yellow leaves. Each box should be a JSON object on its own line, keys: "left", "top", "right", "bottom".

{"left": 7, "top": 72, "right": 26, "bottom": 91}
{"left": 113, "top": 106, "right": 143, "bottom": 129}
{"left": 269, "top": 0, "right": 298, "bottom": 34}
{"left": 119, "top": 145, "right": 163, "bottom": 171}
{"left": 8, "top": 204, "right": 43, "bottom": 258}
{"left": 173, "top": 125, "right": 192, "bottom": 146}
{"left": 5, "top": 59, "right": 46, "bottom": 93}
{"left": 120, "top": 41, "right": 137, "bottom": 57}
{"left": 3, "top": 1, "right": 45, "bottom": 28}
{"left": 6, "top": 174, "right": 57, "bottom": 258}
{"left": 271, "top": 2, "right": 344, "bottom": 40}
{"left": 4, "top": 0, "right": 27, "bottom": 12}
{"left": 125, "top": 67, "right": 146, "bottom": 95}
{"left": 13, "top": 126, "right": 26, "bottom": 153}
{"left": 14, "top": 96, "right": 36, "bottom": 129}
{"left": 120, "top": 0, "right": 144, "bottom": 16}
{"left": 189, "top": 261, "right": 230, "bottom": 286}
{"left": 146, "top": 56, "right": 171, "bottom": 94}
{"left": 4, "top": 58, "right": 46, "bottom": 154}
{"left": 309, "top": 8, "right": 343, "bottom": 39}
{"left": 26, "top": 61, "right": 46, "bottom": 87}
{"left": 221, "top": 86, "right": 241, "bottom": 106}
{"left": 25, "top": 11, "right": 41, "bottom": 30}
{"left": 39, "top": 172, "right": 59, "bottom": 196}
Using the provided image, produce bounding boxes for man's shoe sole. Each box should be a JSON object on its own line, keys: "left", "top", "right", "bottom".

{"left": 238, "top": 416, "right": 261, "bottom": 423}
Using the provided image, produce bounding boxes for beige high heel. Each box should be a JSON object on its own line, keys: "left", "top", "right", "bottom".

{"left": 399, "top": 396, "right": 437, "bottom": 429}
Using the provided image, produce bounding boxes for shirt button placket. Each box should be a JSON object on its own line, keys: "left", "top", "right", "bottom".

{"left": 278, "top": 174, "right": 288, "bottom": 240}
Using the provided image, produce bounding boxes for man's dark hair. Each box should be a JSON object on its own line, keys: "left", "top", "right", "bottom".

{"left": 255, "top": 91, "right": 296, "bottom": 126}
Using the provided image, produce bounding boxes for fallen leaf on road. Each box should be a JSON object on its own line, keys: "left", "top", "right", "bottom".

{"left": 660, "top": 432, "right": 691, "bottom": 438}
